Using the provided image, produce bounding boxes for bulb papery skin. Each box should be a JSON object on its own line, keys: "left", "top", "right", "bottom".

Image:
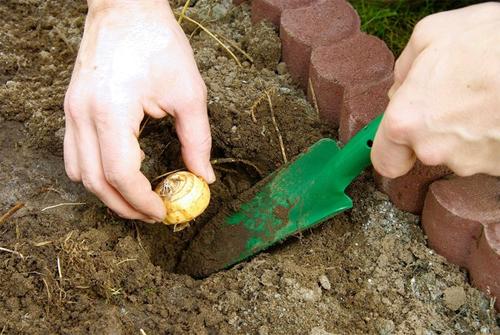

{"left": 154, "top": 171, "right": 210, "bottom": 225}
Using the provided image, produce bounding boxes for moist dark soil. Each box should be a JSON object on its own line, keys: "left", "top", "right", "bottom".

{"left": 0, "top": 0, "right": 499, "bottom": 334}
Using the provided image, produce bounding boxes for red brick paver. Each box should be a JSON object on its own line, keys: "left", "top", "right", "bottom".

{"left": 422, "top": 175, "right": 500, "bottom": 309}
{"left": 280, "top": 0, "right": 360, "bottom": 89}
{"left": 374, "top": 162, "right": 451, "bottom": 214}
{"left": 308, "top": 33, "right": 393, "bottom": 131}
{"left": 251, "top": 0, "right": 318, "bottom": 27}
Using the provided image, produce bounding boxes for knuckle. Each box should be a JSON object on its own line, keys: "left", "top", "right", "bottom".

{"left": 186, "top": 78, "right": 208, "bottom": 102}
{"left": 103, "top": 167, "right": 129, "bottom": 188}
{"left": 451, "top": 166, "right": 474, "bottom": 177}
{"left": 412, "top": 16, "right": 432, "bottom": 44}
{"left": 409, "top": 13, "right": 441, "bottom": 50}
{"left": 383, "top": 114, "right": 414, "bottom": 144}
{"left": 65, "top": 169, "right": 81, "bottom": 182}
{"left": 414, "top": 146, "right": 443, "bottom": 166}
{"left": 81, "top": 175, "right": 103, "bottom": 194}
{"left": 64, "top": 91, "right": 84, "bottom": 121}
{"left": 375, "top": 161, "right": 404, "bottom": 179}
{"left": 393, "top": 60, "right": 406, "bottom": 84}
{"left": 446, "top": 157, "right": 476, "bottom": 177}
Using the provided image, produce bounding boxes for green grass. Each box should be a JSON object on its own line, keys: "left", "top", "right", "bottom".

{"left": 349, "top": 0, "right": 485, "bottom": 55}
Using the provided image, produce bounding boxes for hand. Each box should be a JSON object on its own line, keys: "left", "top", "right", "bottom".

{"left": 371, "top": 2, "right": 500, "bottom": 178}
{"left": 64, "top": 0, "right": 215, "bottom": 223}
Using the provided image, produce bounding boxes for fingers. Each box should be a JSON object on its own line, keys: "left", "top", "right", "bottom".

{"left": 391, "top": 44, "right": 419, "bottom": 95}
{"left": 75, "top": 120, "right": 156, "bottom": 223}
{"left": 376, "top": 18, "right": 434, "bottom": 177}
{"left": 63, "top": 118, "right": 81, "bottom": 182}
{"left": 95, "top": 105, "right": 166, "bottom": 221}
{"left": 174, "top": 99, "right": 215, "bottom": 184}
{"left": 372, "top": 86, "right": 420, "bottom": 178}
{"left": 390, "top": 13, "right": 437, "bottom": 95}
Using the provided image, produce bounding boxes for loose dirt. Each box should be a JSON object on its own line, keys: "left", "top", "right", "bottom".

{"left": 0, "top": 0, "right": 498, "bottom": 334}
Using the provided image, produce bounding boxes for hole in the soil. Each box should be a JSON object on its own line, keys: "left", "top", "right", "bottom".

{"left": 366, "top": 140, "right": 373, "bottom": 148}
{"left": 139, "top": 143, "right": 262, "bottom": 277}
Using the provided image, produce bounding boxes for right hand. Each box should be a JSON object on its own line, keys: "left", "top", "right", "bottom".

{"left": 64, "top": 0, "right": 215, "bottom": 223}
{"left": 371, "top": 2, "right": 500, "bottom": 178}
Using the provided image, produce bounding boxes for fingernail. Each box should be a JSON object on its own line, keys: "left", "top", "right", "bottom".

{"left": 205, "top": 164, "right": 216, "bottom": 184}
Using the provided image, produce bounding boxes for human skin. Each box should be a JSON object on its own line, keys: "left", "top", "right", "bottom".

{"left": 64, "top": 0, "right": 215, "bottom": 222}
{"left": 371, "top": 2, "right": 500, "bottom": 178}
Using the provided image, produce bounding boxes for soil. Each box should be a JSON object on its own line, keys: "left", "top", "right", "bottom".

{"left": 0, "top": 0, "right": 499, "bottom": 334}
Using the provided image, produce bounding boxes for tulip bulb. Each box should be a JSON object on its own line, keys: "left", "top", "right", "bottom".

{"left": 154, "top": 171, "right": 210, "bottom": 231}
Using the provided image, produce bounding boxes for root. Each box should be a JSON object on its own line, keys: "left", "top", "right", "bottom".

{"left": 40, "top": 187, "right": 63, "bottom": 196}
{"left": 57, "top": 256, "right": 63, "bottom": 280}
{"left": 33, "top": 241, "right": 53, "bottom": 247}
{"left": 177, "top": 0, "right": 192, "bottom": 25}
{"left": 0, "top": 202, "right": 24, "bottom": 225}
{"left": 211, "top": 158, "right": 263, "bottom": 177}
{"left": 139, "top": 116, "right": 150, "bottom": 138}
{"left": 212, "top": 165, "right": 238, "bottom": 175}
{"left": 308, "top": 78, "right": 320, "bottom": 118}
{"left": 134, "top": 222, "right": 147, "bottom": 254}
{"left": 0, "top": 246, "right": 24, "bottom": 259}
{"left": 152, "top": 168, "right": 184, "bottom": 183}
{"left": 42, "top": 277, "right": 52, "bottom": 304}
{"left": 250, "top": 90, "right": 270, "bottom": 123}
{"left": 218, "top": 33, "right": 254, "bottom": 64}
{"left": 41, "top": 202, "right": 86, "bottom": 212}
{"left": 178, "top": 15, "right": 242, "bottom": 67}
{"left": 265, "top": 90, "right": 288, "bottom": 164}
{"left": 115, "top": 258, "right": 138, "bottom": 266}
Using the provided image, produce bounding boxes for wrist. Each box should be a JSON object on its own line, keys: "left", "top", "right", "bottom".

{"left": 87, "top": 0, "right": 173, "bottom": 16}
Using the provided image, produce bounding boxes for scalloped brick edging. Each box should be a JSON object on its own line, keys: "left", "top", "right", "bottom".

{"left": 422, "top": 175, "right": 500, "bottom": 309}
{"left": 374, "top": 163, "right": 452, "bottom": 214}
{"left": 231, "top": 0, "right": 500, "bottom": 310}
{"left": 251, "top": 0, "right": 318, "bottom": 27}
{"left": 280, "top": 0, "right": 360, "bottom": 89}
{"left": 308, "top": 33, "right": 394, "bottom": 132}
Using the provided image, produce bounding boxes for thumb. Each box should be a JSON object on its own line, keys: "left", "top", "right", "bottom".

{"left": 371, "top": 94, "right": 418, "bottom": 178}
{"left": 371, "top": 122, "right": 416, "bottom": 178}
{"left": 175, "top": 103, "right": 216, "bottom": 184}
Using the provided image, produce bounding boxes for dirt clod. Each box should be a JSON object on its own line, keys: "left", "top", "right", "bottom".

{"left": 444, "top": 286, "right": 467, "bottom": 311}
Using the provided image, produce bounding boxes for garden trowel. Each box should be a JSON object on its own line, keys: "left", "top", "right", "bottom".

{"left": 177, "top": 115, "right": 382, "bottom": 277}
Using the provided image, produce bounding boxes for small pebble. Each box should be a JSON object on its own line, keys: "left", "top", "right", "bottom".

{"left": 375, "top": 318, "right": 395, "bottom": 335}
{"left": 310, "top": 327, "right": 333, "bottom": 335}
{"left": 276, "top": 62, "right": 287, "bottom": 75}
{"left": 298, "top": 287, "right": 322, "bottom": 302}
{"left": 443, "top": 286, "right": 466, "bottom": 311}
{"left": 258, "top": 325, "right": 269, "bottom": 335}
{"left": 318, "top": 275, "right": 331, "bottom": 291}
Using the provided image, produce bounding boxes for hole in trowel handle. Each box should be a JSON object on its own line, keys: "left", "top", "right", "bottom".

{"left": 366, "top": 140, "right": 373, "bottom": 148}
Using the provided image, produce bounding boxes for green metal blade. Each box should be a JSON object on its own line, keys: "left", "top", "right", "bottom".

{"left": 225, "top": 138, "right": 353, "bottom": 258}
{"left": 178, "top": 115, "right": 382, "bottom": 278}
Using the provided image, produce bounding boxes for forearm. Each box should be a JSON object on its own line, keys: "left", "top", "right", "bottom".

{"left": 86, "top": 0, "right": 175, "bottom": 18}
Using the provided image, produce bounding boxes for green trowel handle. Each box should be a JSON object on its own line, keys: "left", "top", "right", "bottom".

{"left": 330, "top": 114, "right": 383, "bottom": 191}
